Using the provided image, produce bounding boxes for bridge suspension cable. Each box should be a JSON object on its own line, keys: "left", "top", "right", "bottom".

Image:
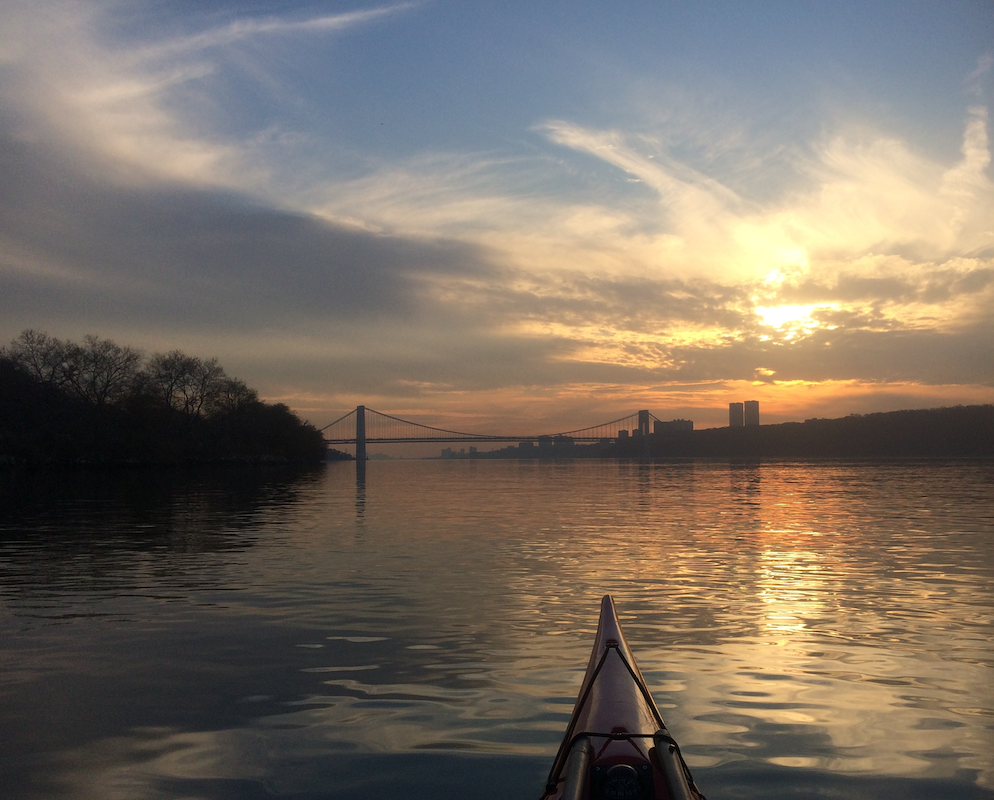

{"left": 365, "top": 408, "right": 497, "bottom": 440}
{"left": 321, "top": 407, "right": 664, "bottom": 445}
{"left": 549, "top": 411, "right": 660, "bottom": 440}
{"left": 319, "top": 408, "right": 356, "bottom": 432}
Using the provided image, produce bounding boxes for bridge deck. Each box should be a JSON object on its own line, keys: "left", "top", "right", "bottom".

{"left": 324, "top": 436, "right": 612, "bottom": 444}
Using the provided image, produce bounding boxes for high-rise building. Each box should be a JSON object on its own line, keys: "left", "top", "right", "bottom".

{"left": 744, "top": 400, "right": 760, "bottom": 426}
{"left": 729, "top": 402, "right": 744, "bottom": 427}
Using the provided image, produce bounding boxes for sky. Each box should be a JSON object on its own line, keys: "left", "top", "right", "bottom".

{"left": 1, "top": 0, "right": 992, "bottom": 434}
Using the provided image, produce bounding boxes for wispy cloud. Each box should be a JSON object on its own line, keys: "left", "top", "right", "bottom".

{"left": 966, "top": 53, "right": 992, "bottom": 98}
{"left": 541, "top": 121, "right": 744, "bottom": 215}
{"left": 543, "top": 108, "right": 993, "bottom": 269}
{"left": 132, "top": 4, "right": 416, "bottom": 60}
{"left": 0, "top": 1, "right": 414, "bottom": 186}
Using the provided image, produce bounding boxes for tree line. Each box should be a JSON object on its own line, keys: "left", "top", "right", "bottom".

{"left": 1, "top": 330, "right": 329, "bottom": 466}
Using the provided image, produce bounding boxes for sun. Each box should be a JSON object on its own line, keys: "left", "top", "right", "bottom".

{"left": 754, "top": 304, "right": 838, "bottom": 336}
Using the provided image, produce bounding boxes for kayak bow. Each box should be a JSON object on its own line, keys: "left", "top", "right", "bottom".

{"left": 540, "top": 595, "right": 706, "bottom": 800}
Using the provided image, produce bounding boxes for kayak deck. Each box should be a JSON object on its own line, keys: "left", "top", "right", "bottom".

{"left": 540, "top": 596, "right": 706, "bottom": 800}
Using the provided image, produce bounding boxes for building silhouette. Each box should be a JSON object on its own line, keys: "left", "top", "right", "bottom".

{"left": 730, "top": 400, "right": 760, "bottom": 427}
{"left": 654, "top": 419, "right": 693, "bottom": 436}
{"left": 744, "top": 400, "right": 760, "bottom": 426}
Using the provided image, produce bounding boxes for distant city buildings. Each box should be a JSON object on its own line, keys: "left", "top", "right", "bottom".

{"left": 440, "top": 403, "right": 758, "bottom": 458}
{"left": 730, "top": 400, "right": 760, "bottom": 427}
{"left": 443, "top": 437, "right": 577, "bottom": 459}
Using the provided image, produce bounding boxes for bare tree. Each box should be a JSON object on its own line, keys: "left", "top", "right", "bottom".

{"left": 146, "top": 351, "right": 198, "bottom": 415}
{"left": 145, "top": 351, "right": 248, "bottom": 417}
{"left": 186, "top": 358, "right": 226, "bottom": 417}
{"left": 67, "top": 335, "right": 143, "bottom": 407}
{"left": 6, "top": 330, "right": 79, "bottom": 390}
{"left": 144, "top": 351, "right": 188, "bottom": 412}
{"left": 205, "top": 376, "right": 258, "bottom": 416}
{"left": 8, "top": 330, "right": 143, "bottom": 406}
{"left": 9, "top": 330, "right": 258, "bottom": 418}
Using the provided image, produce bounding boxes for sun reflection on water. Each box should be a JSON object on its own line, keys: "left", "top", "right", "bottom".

{"left": 757, "top": 544, "right": 827, "bottom": 637}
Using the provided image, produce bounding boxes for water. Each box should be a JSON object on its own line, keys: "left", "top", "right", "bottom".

{"left": 1, "top": 459, "right": 992, "bottom": 799}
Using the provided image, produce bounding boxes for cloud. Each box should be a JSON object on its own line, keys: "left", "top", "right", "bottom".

{"left": 0, "top": 1, "right": 232, "bottom": 185}
{"left": 541, "top": 121, "right": 744, "bottom": 218}
{"left": 0, "top": 1, "right": 413, "bottom": 188}
{"left": 778, "top": 260, "right": 993, "bottom": 307}
{"left": 538, "top": 109, "right": 994, "bottom": 275}
{"left": 132, "top": 4, "right": 416, "bottom": 60}
{"left": 0, "top": 129, "right": 494, "bottom": 330}
{"left": 966, "top": 54, "right": 993, "bottom": 98}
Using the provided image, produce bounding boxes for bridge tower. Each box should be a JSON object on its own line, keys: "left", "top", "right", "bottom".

{"left": 355, "top": 405, "right": 366, "bottom": 474}
{"left": 638, "top": 409, "right": 651, "bottom": 461}
{"left": 638, "top": 410, "right": 650, "bottom": 437}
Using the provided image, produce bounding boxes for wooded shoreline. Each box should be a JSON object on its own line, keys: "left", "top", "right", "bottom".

{"left": 1, "top": 331, "right": 327, "bottom": 467}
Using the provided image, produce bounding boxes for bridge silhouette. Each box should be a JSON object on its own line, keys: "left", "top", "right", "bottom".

{"left": 321, "top": 406, "right": 669, "bottom": 464}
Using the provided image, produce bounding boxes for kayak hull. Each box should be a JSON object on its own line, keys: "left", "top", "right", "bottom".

{"left": 540, "top": 596, "right": 705, "bottom": 800}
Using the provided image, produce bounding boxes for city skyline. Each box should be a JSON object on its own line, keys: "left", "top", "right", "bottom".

{"left": 1, "top": 1, "right": 992, "bottom": 433}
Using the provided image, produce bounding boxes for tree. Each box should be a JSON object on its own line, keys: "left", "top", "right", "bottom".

{"left": 144, "top": 351, "right": 258, "bottom": 418}
{"left": 205, "top": 376, "right": 258, "bottom": 416}
{"left": 6, "top": 330, "right": 142, "bottom": 407}
{"left": 6, "top": 329, "right": 78, "bottom": 391}
{"left": 68, "top": 335, "right": 143, "bottom": 407}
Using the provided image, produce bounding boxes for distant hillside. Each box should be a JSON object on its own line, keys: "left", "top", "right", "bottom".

{"left": 447, "top": 405, "right": 994, "bottom": 461}
{"left": 640, "top": 405, "right": 994, "bottom": 459}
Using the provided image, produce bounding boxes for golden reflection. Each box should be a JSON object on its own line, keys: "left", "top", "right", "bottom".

{"left": 756, "top": 546, "right": 827, "bottom": 639}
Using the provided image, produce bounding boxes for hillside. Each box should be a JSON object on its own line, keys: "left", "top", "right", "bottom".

{"left": 638, "top": 405, "right": 994, "bottom": 459}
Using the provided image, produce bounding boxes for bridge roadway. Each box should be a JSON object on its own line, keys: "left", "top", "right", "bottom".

{"left": 323, "top": 435, "right": 611, "bottom": 444}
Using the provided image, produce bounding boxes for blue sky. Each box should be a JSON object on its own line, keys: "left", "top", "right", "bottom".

{"left": 1, "top": 0, "right": 991, "bottom": 431}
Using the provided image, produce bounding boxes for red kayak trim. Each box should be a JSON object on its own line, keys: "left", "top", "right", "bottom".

{"left": 540, "top": 595, "right": 707, "bottom": 800}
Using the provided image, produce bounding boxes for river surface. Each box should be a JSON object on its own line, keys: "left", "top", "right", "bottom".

{"left": 1, "top": 459, "right": 992, "bottom": 800}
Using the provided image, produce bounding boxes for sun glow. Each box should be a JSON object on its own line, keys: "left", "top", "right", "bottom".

{"left": 755, "top": 304, "right": 834, "bottom": 331}
{"left": 512, "top": 320, "right": 734, "bottom": 355}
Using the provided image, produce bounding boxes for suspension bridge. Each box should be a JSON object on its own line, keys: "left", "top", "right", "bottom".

{"left": 321, "top": 406, "right": 687, "bottom": 462}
